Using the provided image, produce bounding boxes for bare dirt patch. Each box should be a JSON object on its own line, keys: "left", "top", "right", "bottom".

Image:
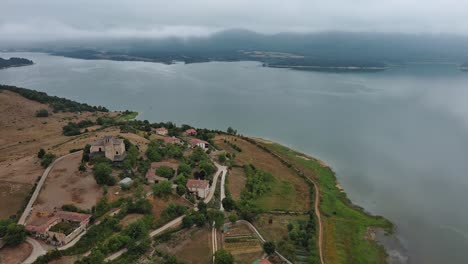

{"left": 228, "top": 167, "right": 246, "bottom": 200}
{"left": 27, "top": 151, "right": 102, "bottom": 225}
{"left": 0, "top": 242, "right": 33, "bottom": 264}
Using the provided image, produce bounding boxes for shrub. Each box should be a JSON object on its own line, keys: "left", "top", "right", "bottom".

{"left": 35, "top": 109, "right": 49, "bottom": 117}
{"left": 37, "top": 148, "right": 46, "bottom": 159}
{"left": 62, "top": 122, "right": 81, "bottom": 136}
{"left": 93, "top": 162, "right": 115, "bottom": 185}
{"left": 41, "top": 153, "right": 56, "bottom": 168}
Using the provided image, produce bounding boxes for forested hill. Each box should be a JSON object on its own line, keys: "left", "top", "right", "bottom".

{"left": 16, "top": 30, "right": 468, "bottom": 69}
{"left": 0, "top": 57, "right": 33, "bottom": 69}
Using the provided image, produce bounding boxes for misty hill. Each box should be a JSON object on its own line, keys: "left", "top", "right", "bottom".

{"left": 33, "top": 30, "right": 468, "bottom": 69}
{"left": 0, "top": 57, "right": 33, "bottom": 69}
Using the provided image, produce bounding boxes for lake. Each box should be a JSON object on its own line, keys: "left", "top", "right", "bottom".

{"left": 1, "top": 52, "right": 468, "bottom": 263}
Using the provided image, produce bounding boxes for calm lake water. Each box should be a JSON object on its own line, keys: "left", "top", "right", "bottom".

{"left": 2, "top": 52, "right": 468, "bottom": 263}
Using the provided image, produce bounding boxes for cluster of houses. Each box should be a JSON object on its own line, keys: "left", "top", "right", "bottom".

{"left": 90, "top": 129, "right": 212, "bottom": 198}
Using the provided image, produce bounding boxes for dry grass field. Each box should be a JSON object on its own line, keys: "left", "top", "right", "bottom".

{"left": 227, "top": 167, "right": 246, "bottom": 200}
{"left": 148, "top": 194, "right": 192, "bottom": 219}
{"left": 0, "top": 90, "right": 116, "bottom": 218}
{"left": 0, "top": 241, "right": 32, "bottom": 264}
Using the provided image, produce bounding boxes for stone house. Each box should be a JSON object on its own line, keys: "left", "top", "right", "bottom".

{"left": 90, "top": 136, "right": 126, "bottom": 162}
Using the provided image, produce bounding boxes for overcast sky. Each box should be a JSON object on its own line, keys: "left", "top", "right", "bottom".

{"left": 1, "top": 0, "right": 467, "bottom": 41}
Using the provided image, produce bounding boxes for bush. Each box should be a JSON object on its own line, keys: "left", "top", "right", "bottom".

{"left": 263, "top": 241, "right": 276, "bottom": 255}
{"left": 214, "top": 249, "right": 234, "bottom": 264}
{"left": 35, "top": 109, "right": 49, "bottom": 117}
{"left": 37, "top": 148, "right": 46, "bottom": 159}
{"left": 62, "top": 122, "right": 81, "bottom": 136}
{"left": 41, "top": 153, "right": 56, "bottom": 168}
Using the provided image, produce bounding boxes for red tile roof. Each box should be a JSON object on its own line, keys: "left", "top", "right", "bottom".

{"left": 185, "top": 128, "right": 197, "bottom": 135}
{"left": 186, "top": 179, "right": 209, "bottom": 189}
{"left": 190, "top": 138, "right": 209, "bottom": 145}
{"left": 25, "top": 211, "right": 91, "bottom": 234}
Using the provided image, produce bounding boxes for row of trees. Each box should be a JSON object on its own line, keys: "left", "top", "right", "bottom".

{"left": 0, "top": 85, "right": 109, "bottom": 113}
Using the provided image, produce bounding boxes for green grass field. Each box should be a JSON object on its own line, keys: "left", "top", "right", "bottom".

{"left": 258, "top": 141, "right": 393, "bottom": 264}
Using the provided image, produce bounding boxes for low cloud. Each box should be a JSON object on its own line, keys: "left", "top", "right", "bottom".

{"left": 1, "top": 0, "right": 468, "bottom": 42}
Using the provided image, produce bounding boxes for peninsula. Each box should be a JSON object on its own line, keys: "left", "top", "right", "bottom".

{"left": 0, "top": 85, "right": 393, "bottom": 264}
{"left": 0, "top": 57, "right": 34, "bottom": 69}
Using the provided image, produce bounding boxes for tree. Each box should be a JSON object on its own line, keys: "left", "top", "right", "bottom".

{"left": 214, "top": 249, "right": 234, "bottom": 264}
{"left": 93, "top": 162, "right": 115, "bottom": 185}
{"left": 199, "top": 161, "right": 216, "bottom": 176}
{"left": 197, "top": 201, "right": 207, "bottom": 214}
{"left": 156, "top": 166, "right": 175, "bottom": 179}
{"left": 228, "top": 214, "right": 238, "bottom": 224}
{"left": 222, "top": 197, "right": 236, "bottom": 211}
{"left": 176, "top": 184, "right": 187, "bottom": 196}
{"left": 178, "top": 163, "right": 191, "bottom": 175}
{"left": 152, "top": 181, "right": 173, "bottom": 198}
{"left": 218, "top": 153, "right": 226, "bottom": 163}
{"left": 124, "top": 145, "right": 139, "bottom": 169}
{"left": 227, "top": 127, "right": 237, "bottom": 135}
{"left": 207, "top": 210, "right": 225, "bottom": 229}
{"left": 3, "top": 223, "right": 27, "bottom": 246}
{"left": 263, "top": 241, "right": 276, "bottom": 255}
{"left": 37, "top": 148, "right": 46, "bottom": 159}
{"left": 41, "top": 153, "right": 56, "bottom": 168}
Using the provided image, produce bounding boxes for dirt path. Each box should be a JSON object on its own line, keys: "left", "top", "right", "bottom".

{"left": 261, "top": 145, "right": 325, "bottom": 264}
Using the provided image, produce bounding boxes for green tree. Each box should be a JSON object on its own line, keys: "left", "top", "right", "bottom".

{"left": 176, "top": 184, "right": 187, "bottom": 196}
{"left": 152, "top": 181, "right": 173, "bottom": 198}
{"left": 228, "top": 214, "right": 238, "bottom": 224}
{"left": 41, "top": 153, "right": 56, "bottom": 168}
{"left": 3, "top": 223, "right": 27, "bottom": 246}
{"left": 124, "top": 145, "right": 139, "bottom": 169}
{"left": 207, "top": 210, "right": 225, "bottom": 229}
{"left": 93, "top": 162, "right": 115, "bottom": 185}
{"left": 218, "top": 153, "right": 227, "bottom": 163}
{"left": 156, "top": 166, "right": 175, "bottom": 179}
{"left": 178, "top": 163, "right": 191, "bottom": 175}
{"left": 263, "top": 241, "right": 276, "bottom": 255}
{"left": 199, "top": 161, "right": 216, "bottom": 176}
{"left": 222, "top": 197, "right": 236, "bottom": 211}
{"left": 214, "top": 249, "right": 234, "bottom": 264}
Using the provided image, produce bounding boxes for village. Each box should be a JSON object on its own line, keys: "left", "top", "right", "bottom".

{"left": 0, "top": 86, "right": 390, "bottom": 264}
{"left": 0, "top": 88, "right": 295, "bottom": 264}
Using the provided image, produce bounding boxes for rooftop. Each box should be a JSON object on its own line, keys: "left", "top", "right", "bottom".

{"left": 186, "top": 179, "right": 209, "bottom": 189}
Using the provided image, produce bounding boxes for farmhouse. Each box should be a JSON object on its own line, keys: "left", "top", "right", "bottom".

{"left": 26, "top": 211, "right": 91, "bottom": 246}
{"left": 186, "top": 179, "right": 210, "bottom": 198}
{"left": 154, "top": 127, "right": 168, "bottom": 136}
{"left": 190, "top": 138, "right": 209, "bottom": 150}
{"left": 90, "top": 136, "right": 126, "bottom": 162}
{"left": 146, "top": 161, "right": 179, "bottom": 183}
{"left": 185, "top": 128, "right": 197, "bottom": 136}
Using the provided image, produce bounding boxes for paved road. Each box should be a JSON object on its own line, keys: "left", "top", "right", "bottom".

{"left": 18, "top": 151, "right": 82, "bottom": 225}
{"left": 203, "top": 163, "right": 224, "bottom": 204}
{"left": 23, "top": 237, "right": 47, "bottom": 264}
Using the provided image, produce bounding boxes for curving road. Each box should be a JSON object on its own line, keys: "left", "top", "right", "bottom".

{"left": 23, "top": 237, "right": 47, "bottom": 264}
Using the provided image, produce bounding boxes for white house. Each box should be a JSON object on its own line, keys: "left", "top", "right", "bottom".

{"left": 190, "top": 138, "right": 209, "bottom": 150}
{"left": 186, "top": 179, "right": 210, "bottom": 198}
